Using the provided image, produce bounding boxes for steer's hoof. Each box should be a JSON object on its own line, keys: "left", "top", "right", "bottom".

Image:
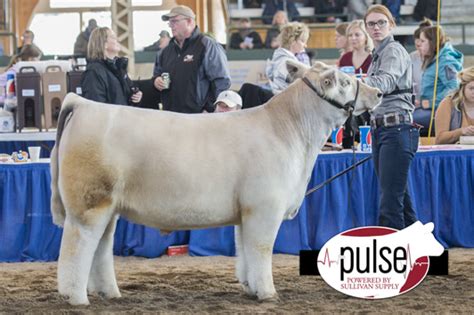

{"left": 98, "top": 290, "right": 122, "bottom": 299}
{"left": 258, "top": 292, "right": 279, "bottom": 303}
{"left": 240, "top": 281, "right": 255, "bottom": 297}
{"left": 68, "top": 295, "right": 90, "bottom": 306}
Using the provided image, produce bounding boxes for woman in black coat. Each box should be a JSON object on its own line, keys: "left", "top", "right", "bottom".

{"left": 81, "top": 27, "right": 142, "bottom": 106}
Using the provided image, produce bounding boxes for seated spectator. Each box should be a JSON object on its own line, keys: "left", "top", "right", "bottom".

{"left": 239, "top": 22, "right": 309, "bottom": 109}
{"left": 313, "top": 0, "right": 347, "bottom": 23}
{"left": 74, "top": 19, "right": 98, "bottom": 57}
{"left": 214, "top": 90, "right": 243, "bottom": 113}
{"left": 338, "top": 19, "right": 373, "bottom": 74}
{"left": 410, "top": 19, "right": 433, "bottom": 107}
{"left": 143, "top": 30, "right": 171, "bottom": 51}
{"left": 338, "top": 19, "right": 373, "bottom": 148}
{"left": 335, "top": 22, "right": 351, "bottom": 64}
{"left": 17, "top": 30, "right": 42, "bottom": 55}
{"left": 435, "top": 67, "right": 474, "bottom": 144}
{"left": 347, "top": 0, "right": 369, "bottom": 20}
{"left": 265, "top": 11, "right": 288, "bottom": 49}
{"left": 6, "top": 44, "right": 42, "bottom": 69}
{"left": 230, "top": 18, "right": 263, "bottom": 50}
{"left": 262, "top": 0, "right": 300, "bottom": 24}
{"left": 266, "top": 22, "right": 309, "bottom": 94}
{"left": 382, "top": 0, "right": 401, "bottom": 23}
{"left": 414, "top": 0, "right": 438, "bottom": 21}
{"left": 415, "top": 25, "right": 464, "bottom": 135}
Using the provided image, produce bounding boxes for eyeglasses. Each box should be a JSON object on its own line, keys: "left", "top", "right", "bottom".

{"left": 366, "top": 20, "right": 388, "bottom": 29}
{"left": 168, "top": 18, "right": 187, "bottom": 26}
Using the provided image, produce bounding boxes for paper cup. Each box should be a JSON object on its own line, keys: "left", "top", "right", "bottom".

{"left": 28, "top": 146, "right": 41, "bottom": 162}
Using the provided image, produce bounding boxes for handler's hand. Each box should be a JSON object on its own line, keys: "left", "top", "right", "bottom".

{"left": 154, "top": 76, "right": 166, "bottom": 91}
{"left": 462, "top": 125, "right": 474, "bottom": 136}
{"left": 131, "top": 91, "right": 143, "bottom": 103}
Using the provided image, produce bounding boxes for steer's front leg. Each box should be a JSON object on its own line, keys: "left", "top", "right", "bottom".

{"left": 240, "top": 208, "right": 282, "bottom": 301}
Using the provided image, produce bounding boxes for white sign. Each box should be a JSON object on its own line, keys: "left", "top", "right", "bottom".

{"left": 22, "top": 89, "right": 35, "bottom": 97}
{"left": 48, "top": 84, "right": 61, "bottom": 92}
{"left": 318, "top": 221, "right": 444, "bottom": 299}
{"left": 76, "top": 87, "right": 82, "bottom": 95}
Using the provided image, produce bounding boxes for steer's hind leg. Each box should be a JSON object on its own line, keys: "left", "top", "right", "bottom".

{"left": 87, "top": 214, "right": 121, "bottom": 299}
{"left": 234, "top": 224, "right": 251, "bottom": 294}
{"left": 57, "top": 208, "right": 114, "bottom": 305}
{"left": 241, "top": 209, "right": 282, "bottom": 301}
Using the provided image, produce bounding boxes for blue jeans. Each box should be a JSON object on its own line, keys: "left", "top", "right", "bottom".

{"left": 372, "top": 124, "right": 419, "bottom": 230}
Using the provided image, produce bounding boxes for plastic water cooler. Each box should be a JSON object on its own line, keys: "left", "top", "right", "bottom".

{"left": 42, "top": 65, "right": 67, "bottom": 129}
{"left": 67, "top": 65, "right": 85, "bottom": 96}
{"left": 16, "top": 66, "right": 42, "bottom": 131}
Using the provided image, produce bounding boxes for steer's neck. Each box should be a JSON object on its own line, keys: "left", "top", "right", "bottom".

{"left": 266, "top": 81, "right": 347, "bottom": 158}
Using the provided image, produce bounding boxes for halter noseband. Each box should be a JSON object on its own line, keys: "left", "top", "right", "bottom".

{"left": 301, "top": 76, "right": 360, "bottom": 114}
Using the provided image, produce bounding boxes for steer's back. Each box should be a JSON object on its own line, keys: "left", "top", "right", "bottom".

{"left": 57, "top": 98, "right": 306, "bottom": 230}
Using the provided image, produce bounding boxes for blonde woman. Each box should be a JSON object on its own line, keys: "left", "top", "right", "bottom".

{"left": 265, "top": 22, "right": 309, "bottom": 94}
{"left": 338, "top": 19, "right": 373, "bottom": 74}
{"left": 81, "top": 27, "right": 142, "bottom": 105}
{"left": 435, "top": 66, "right": 474, "bottom": 144}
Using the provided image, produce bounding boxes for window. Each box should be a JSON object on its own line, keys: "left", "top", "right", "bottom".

{"left": 133, "top": 11, "right": 171, "bottom": 51}
{"left": 50, "top": 0, "right": 110, "bottom": 8}
{"left": 132, "top": 0, "right": 162, "bottom": 5}
{"left": 50, "top": 0, "right": 162, "bottom": 8}
{"left": 30, "top": 13, "right": 80, "bottom": 55}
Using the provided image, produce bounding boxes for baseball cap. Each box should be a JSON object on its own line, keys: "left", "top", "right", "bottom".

{"left": 214, "top": 90, "right": 242, "bottom": 108}
{"left": 162, "top": 5, "right": 196, "bottom": 21}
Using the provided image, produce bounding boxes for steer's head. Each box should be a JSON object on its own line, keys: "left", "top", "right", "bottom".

{"left": 286, "top": 60, "right": 382, "bottom": 116}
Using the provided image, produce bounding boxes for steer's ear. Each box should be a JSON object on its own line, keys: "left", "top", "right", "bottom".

{"left": 286, "top": 60, "right": 309, "bottom": 82}
{"left": 313, "top": 61, "right": 329, "bottom": 71}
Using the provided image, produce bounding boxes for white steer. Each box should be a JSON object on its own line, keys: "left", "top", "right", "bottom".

{"left": 51, "top": 61, "right": 382, "bottom": 305}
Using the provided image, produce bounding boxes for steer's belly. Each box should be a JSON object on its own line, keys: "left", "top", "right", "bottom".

{"left": 118, "top": 205, "right": 241, "bottom": 230}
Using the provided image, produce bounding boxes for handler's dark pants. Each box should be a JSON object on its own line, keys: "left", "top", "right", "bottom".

{"left": 372, "top": 124, "right": 419, "bottom": 230}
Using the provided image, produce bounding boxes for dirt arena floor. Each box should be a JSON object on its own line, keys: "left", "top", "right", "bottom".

{"left": 0, "top": 248, "right": 472, "bottom": 314}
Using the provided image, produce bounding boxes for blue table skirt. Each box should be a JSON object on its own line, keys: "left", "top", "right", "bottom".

{"left": 1, "top": 149, "right": 473, "bottom": 262}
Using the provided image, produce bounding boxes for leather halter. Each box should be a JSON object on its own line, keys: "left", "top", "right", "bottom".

{"left": 302, "top": 76, "right": 360, "bottom": 114}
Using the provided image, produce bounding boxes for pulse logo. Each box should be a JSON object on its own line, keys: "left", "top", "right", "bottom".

{"left": 317, "top": 221, "right": 444, "bottom": 299}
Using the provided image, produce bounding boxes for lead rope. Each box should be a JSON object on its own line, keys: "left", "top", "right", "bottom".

{"left": 305, "top": 115, "right": 372, "bottom": 197}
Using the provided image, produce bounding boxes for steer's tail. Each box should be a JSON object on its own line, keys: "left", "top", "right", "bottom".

{"left": 51, "top": 93, "right": 78, "bottom": 227}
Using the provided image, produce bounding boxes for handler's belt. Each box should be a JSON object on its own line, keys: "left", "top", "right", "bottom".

{"left": 370, "top": 112, "right": 413, "bottom": 128}
{"left": 383, "top": 88, "right": 413, "bottom": 97}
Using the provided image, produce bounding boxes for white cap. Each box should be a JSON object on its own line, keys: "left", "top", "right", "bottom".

{"left": 214, "top": 90, "right": 242, "bottom": 108}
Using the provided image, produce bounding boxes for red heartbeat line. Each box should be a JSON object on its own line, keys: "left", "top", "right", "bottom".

{"left": 404, "top": 243, "right": 429, "bottom": 278}
{"left": 316, "top": 243, "right": 430, "bottom": 276}
{"left": 317, "top": 248, "right": 339, "bottom": 267}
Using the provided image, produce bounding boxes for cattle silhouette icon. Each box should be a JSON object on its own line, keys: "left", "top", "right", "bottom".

{"left": 318, "top": 221, "right": 444, "bottom": 299}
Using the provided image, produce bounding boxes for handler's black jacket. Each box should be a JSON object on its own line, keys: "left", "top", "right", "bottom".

{"left": 153, "top": 27, "right": 230, "bottom": 113}
{"left": 81, "top": 57, "right": 135, "bottom": 106}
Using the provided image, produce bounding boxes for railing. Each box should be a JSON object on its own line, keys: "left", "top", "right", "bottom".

{"left": 226, "top": 21, "right": 474, "bottom": 50}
